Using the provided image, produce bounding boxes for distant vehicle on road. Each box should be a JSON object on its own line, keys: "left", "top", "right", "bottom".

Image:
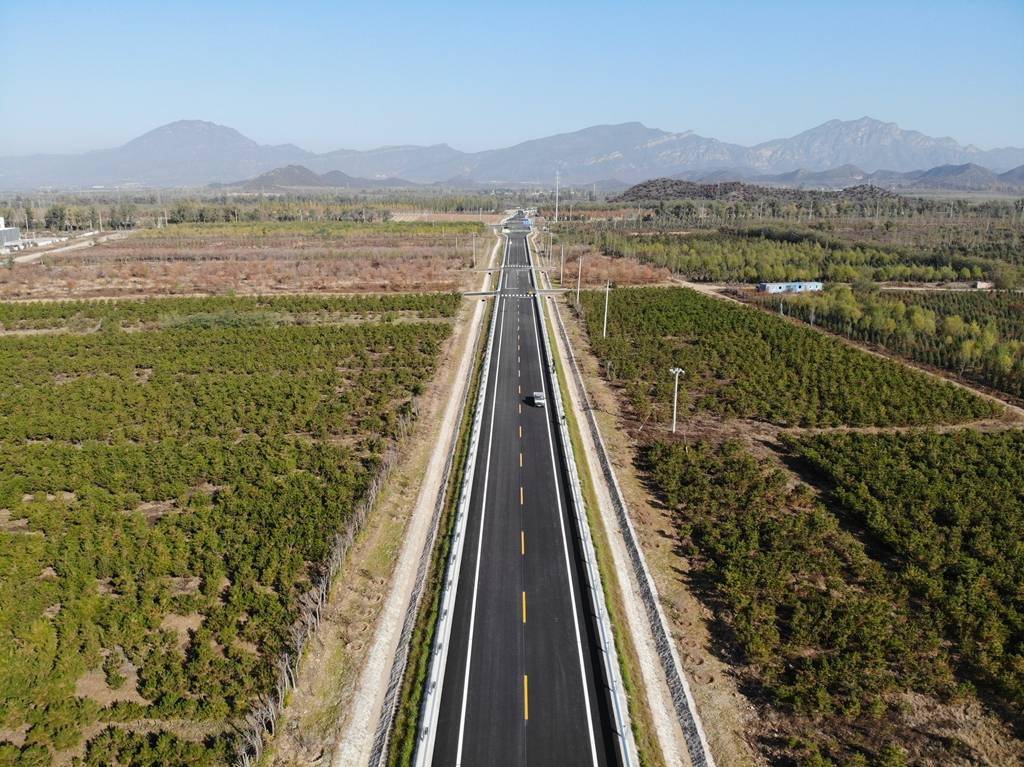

{"left": 532, "top": 391, "right": 546, "bottom": 407}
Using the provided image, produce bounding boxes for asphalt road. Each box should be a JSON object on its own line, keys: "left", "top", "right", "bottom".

{"left": 431, "top": 230, "right": 619, "bottom": 766}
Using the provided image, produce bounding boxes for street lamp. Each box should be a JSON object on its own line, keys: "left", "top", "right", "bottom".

{"left": 602, "top": 281, "right": 611, "bottom": 338}
{"left": 575, "top": 256, "right": 583, "bottom": 304}
{"left": 669, "top": 367, "right": 685, "bottom": 433}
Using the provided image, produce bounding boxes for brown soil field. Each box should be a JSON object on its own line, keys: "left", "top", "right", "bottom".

{"left": 0, "top": 223, "right": 494, "bottom": 300}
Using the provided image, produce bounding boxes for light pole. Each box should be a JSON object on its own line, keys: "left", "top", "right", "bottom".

{"left": 554, "top": 170, "right": 560, "bottom": 223}
{"left": 575, "top": 256, "right": 583, "bottom": 304}
{"left": 669, "top": 367, "right": 684, "bottom": 433}
{"left": 602, "top": 281, "right": 611, "bottom": 338}
{"left": 559, "top": 244, "right": 565, "bottom": 286}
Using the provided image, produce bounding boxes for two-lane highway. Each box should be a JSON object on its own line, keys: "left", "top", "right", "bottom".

{"left": 429, "top": 227, "right": 619, "bottom": 765}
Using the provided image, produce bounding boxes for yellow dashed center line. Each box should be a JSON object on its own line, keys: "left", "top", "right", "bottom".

{"left": 521, "top": 530, "right": 525, "bottom": 555}
{"left": 522, "top": 591, "right": 527, "bottom": 623}
{"left": 523, "top": 675, "right": 529, "bottom": 720}
{"left": 519, "top": 486, "right": 524, "bottom": 506}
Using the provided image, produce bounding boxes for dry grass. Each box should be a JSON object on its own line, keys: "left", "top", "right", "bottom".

{"left": 554, "top": 244, "right": 672, "bottom": 288}
{"left": 0, "top": 225, "right": 493, "bottom": 300}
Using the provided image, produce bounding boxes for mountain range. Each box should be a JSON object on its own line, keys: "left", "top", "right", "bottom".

{"left": 1, "top": 117, "right": 1022, "bottom": 190}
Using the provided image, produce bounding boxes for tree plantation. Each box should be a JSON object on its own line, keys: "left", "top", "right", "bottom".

{"left": 758, "top": 287, "right": 1024, "bottom": 399}
{"left": 792, "top": 430, "right": 1024, "bottom": 716}
{"left": 0, "top": 295, "right": 456, "bottom": 765}
{"left": 645, "top": 433, "right": 1024, "bottom": 766}
{"left": 579, "top": 286, "right": 996, "bottom": 428}
{"left": 574, "top": 285, "right": 1021, "bottom": 766}
{"left": 569, "top": 227, "right": 1018, "bottom": 284}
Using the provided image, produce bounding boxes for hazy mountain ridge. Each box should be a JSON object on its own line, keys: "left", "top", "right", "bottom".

{"left": 1, "top": 117, "right": 1021, "bottom": 189}
{"left": 212, "top": 164, "right": 417, "bottom": 191}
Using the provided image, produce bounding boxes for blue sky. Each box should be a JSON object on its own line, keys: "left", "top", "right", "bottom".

{"left": 1, "top": 0, "right": 1021, "bottom": 155}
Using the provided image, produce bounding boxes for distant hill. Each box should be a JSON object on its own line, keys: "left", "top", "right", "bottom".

{"left": 1, "top": 117, "right": 1022, "bottom": 189}
{"left": 216, "top": 165, "right": 415, "bottom": 191}
{"left": 910, "top": 163, "right": 1000, "bottom": 191}
{"left": 613, "top": 178, "right": 898, "bottom": 204}
{"left": 999, "top": 164, "right": 1024, "bottom": 184}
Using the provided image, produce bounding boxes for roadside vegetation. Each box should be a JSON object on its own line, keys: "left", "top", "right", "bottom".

{"left": 0, "top": 295, "right": 455, "bottom": 766}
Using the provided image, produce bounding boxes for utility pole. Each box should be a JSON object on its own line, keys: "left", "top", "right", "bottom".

{"left": 669, "top": 367, "right": 684, "bottom": 433}
{"left": 602, "top": 281, "right": 611, "bottom": 338}
{"left": 472, "top": 233, "right": 477, "bottom": 269}
{"left": 575, "top": 256, "right": 583, "bottom": 304}
{"left": 559, "top": 244, "right": 565, "bottom": 286}
{"left": 554, "top": 170, "right": 560, "bottom": 223}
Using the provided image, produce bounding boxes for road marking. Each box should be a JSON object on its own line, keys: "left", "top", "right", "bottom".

{"left": 521, "top": 530, "right": 525, "bottom": 555}
{"left": 519, "top": 451, "right": 523, "bottom": 467}
{"left": 527, "top": 270, "right": 600, "bottom": 764}
{"left": 518, "top": 425, "right": 522, "bottom": 438}
{"left": 523, "top": 675, "right": 529, "bottom": 721}
{"left": 522, "top": 591, "right": 527, "bottom": 623}
{"left": 518, "top": 403, "right": 522, "bottom": 414}
{"left": 518, "top": 384, "right": 521, "bottom": 395}
{"left": 519, "top": 486, "right": 524, "bottom": 506}
{"left": 454, "top": 243, "right": 510, "bottom": 763}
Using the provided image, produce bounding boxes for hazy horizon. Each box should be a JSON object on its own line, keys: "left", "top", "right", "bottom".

{"left": 1, "top": 0, "right": 1022, "bottom": 156}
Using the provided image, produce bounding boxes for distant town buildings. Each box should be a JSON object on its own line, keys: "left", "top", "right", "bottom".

{"left": 0, "top": 217, "right": 21, "bottom": 248}
{"left": 756, "top": 281, "right": 824, "bottom": 294}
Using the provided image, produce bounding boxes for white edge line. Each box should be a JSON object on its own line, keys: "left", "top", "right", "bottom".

{"left": 453, "top": 243, "right": 508, "bottom": 764}
{"left": 414, "top": 236, "right": 506, "bottom": 766}
{"left": 526, "top": 239, "right": 600, "bottom": 766}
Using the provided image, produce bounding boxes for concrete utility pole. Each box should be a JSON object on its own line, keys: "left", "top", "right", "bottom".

{"left": 559, "top": 244, "right": 565, "bottom": 286}
{"left": 670, "top": 367, "right": 684, "bottom": 433}
{"left": 554, "top": 170, "right": 560, "bottom": 223}
{"left": 575, "top": 256, "right": 583, "bottom": 304}
{"left": 602, "top": 281, "right": 610, "bottom": 338}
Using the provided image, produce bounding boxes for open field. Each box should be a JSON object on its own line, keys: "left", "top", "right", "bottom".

{"left": 0, "top": 221, "right": 490, "bottom": 300}
{"left": 0, "top": 294, "right": 456, "bottom": 766}
{"left": 566, "top": 285, "right": 1023, "bottom": 766}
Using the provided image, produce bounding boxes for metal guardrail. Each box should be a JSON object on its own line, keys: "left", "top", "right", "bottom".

{"left": 529, "top": 241, "right": 638, "bottom": 767}
{"left": 410, "top": 240, "right": 505, "bottom": 767}
{"left": 548, "top": 292, "right": 717, "bottom": 767}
